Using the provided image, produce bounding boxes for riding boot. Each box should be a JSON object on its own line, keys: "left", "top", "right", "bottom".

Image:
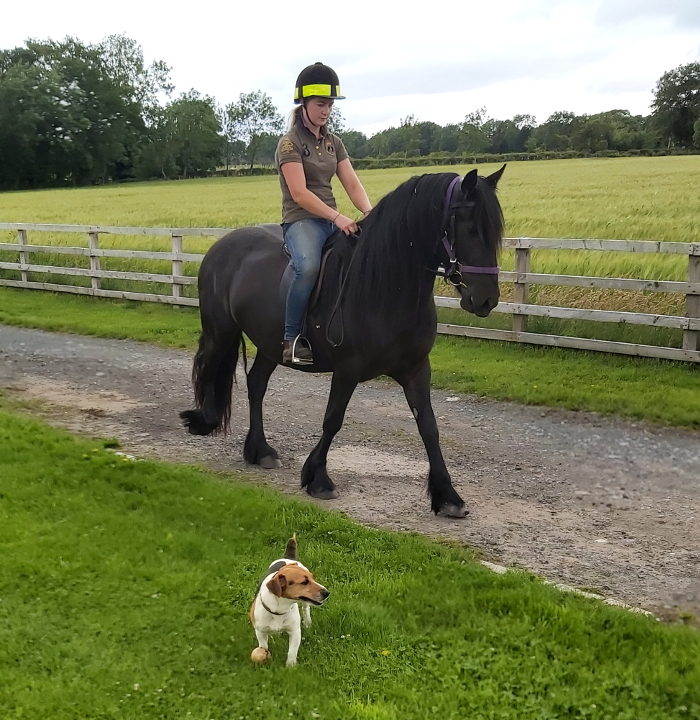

{"left": 282, "top": 337, "right": 313, "bottom": 365}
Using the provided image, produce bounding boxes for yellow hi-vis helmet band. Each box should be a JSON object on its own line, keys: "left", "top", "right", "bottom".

{"left": 295, "top": 84, "right": 342, "bottom": 100}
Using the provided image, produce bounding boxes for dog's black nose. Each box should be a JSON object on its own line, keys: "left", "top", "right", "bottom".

{"left": 321, "top": 588, "right": 330, "bottom": 599}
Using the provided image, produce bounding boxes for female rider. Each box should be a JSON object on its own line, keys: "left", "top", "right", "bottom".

{"left": 276, "top": 62, "right": 372, "bottom": 365}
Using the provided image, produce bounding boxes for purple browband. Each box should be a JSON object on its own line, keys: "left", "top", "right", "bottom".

{"left": 442, "top": 175, "right": 500, "bottom": 276}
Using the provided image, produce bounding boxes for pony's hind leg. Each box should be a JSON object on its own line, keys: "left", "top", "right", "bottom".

{"left": 180, "top": 322, "right": 242, "bottom": 436}
{"left": 301, "top": 372, "right": 358, "bottom": 499}
{"left": 394, "top": 359, "right": 467, "bottom": 518}
{"left": 243, "top": 353, "right": 281, "bottom": 469}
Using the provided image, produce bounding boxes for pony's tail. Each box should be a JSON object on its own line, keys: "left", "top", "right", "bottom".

{"left": 180, "top": 328, "right": 247, "bottom": 436}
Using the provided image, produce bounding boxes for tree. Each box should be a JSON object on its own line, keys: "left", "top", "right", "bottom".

{"left": 366, "top": 128, "right": 391, "bottom": 158}
{"left": 0, "top": 37, "right": 136, "bottom": 186}
{"left": 135, "top": 104, "right": 177, "bottom": 179}
{"left": 225, "top": 91, "right": 283, "bottom": 170}
{"left": 99, "top": 34, "right": 172, "bottom": 113}
{"left": 416, "top": 121, "right": 440, "bottom": 156}
{"left": 0, "top": 55, "right": 60, "bottom": 188}
{"left": 398, "top": 115, "right": 420, "bottom": 158}
{"left": 591, "top": 110, "right": 657, "bottom": 151}
{"left": 570, "top": 115, "right": 612, "bottom": 152}
{"left": 438, "top": 124, "right": 460, "bottom": 153}
{"left": 0, "top": 35, "right": 173, "bottom": 188}
{"left": 168, "top": 90, "right": 222, "bottom": 178}
{"left": 652, "top": 62, "right": 700, "bottom": 147}
{"left": 338, "top": 130, "right": 368, "bottom": 158}
{"left": 219, "top": 104, "right": 245, "bottom": 175}
{"left": 327, "top": 105, "right": 346, "bottom": 135}
{"left": 526, "top": 111, "right": 578, "bottom": 151}
{"left": 459, "top": 108, "right": 490, "bottom": 153}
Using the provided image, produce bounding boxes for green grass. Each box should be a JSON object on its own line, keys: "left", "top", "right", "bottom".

{"left": 1, "top": 402, "right": 699, "bottom": 720}
{"left": 2, "top": 285, "right": 699, "bottom": 428}
{"left": 0, "top": 285, "right": 201, "bottom": 349}
{"left": 430, "top": 336, "right": 700, "bottom": 427}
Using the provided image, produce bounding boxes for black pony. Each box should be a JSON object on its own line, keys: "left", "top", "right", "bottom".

{"left": 181, "top": 167, "right": 505, "bottom": 517}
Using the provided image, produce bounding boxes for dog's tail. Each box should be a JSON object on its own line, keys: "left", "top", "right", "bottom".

{"left": 284, "top": 533, "right": 297, "bottom": 560}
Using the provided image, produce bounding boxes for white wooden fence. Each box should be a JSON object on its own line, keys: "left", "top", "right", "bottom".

{"left": 1, "top": 223, "right": 699, "bottom": 364}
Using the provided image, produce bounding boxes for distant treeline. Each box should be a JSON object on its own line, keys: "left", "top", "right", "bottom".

{"left": 1, "top": 35, "right": 699, "bottom": 190}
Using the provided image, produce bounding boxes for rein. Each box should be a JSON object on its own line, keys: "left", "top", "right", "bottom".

{"left": 325, "top": 230, "right": 361, "bottom": 348}
{"left": 440, "top": 175, "right": 500, "bottom": 288}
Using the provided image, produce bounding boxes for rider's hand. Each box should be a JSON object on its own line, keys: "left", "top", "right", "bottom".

{"left": 334, "top": 214, "right": 358, "bottom": 236}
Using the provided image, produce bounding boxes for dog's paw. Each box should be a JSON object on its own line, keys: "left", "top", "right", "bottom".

{"left": 286, "top": 658, "right": 298, "bottom": 667}
{"left": 303, "top": 617, "right": 312, "bottom": 628}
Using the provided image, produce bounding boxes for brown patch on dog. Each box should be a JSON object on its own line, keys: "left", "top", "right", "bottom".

{"left": 266, "top": 561, "right": 298, "bottom": 597}
{"left": 249, "top": 599, "right": 257, "bottom": 625}
{"left": 275, "top": 565, "right": 328, "bottom": 605}
{"left": 266, "top": 574, "right": 284, "bottom": 597}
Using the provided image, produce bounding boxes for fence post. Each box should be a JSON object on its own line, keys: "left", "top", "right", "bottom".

{"left": 513, "top": 245, "right": 530, "bottom": 334}
{"left": 88, "top": 232, "right": 101, "bottom": 291}
{"left": 683, "top": 244, "right": 700, "bottom": 351}
{"left": 172, "top": 234, "right": 183, "bottom": 301}
{"left": 18, "top": 228, "right": 28, "bottom": 284}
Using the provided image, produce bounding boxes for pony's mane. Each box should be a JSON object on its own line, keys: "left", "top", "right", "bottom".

{"left": 336, "top": 172, "right": 503, "bottom": 314}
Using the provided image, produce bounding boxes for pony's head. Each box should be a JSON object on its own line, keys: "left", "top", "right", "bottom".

{"left": 442, "top": 166, "right": 505, "bottom": 317}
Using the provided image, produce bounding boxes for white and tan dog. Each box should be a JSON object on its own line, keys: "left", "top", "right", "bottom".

{"left": 249, "top": 534, "right": 329, "bottom": 666}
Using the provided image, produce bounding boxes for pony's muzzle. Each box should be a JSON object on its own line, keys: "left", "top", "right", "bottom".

{"left": 458, "top": 286, "right": 498, "bottom": 317}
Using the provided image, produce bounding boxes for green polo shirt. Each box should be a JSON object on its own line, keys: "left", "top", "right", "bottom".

{"left": 275, "top": 116, "right": 349, "bottom": 224}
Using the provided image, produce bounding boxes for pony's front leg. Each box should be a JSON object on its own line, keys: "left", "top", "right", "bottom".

{"left": 395, "top": 359, "right": 467, "bottom": 518}
{"left": 301, "top": 371, "right": 358, "bottom": 499}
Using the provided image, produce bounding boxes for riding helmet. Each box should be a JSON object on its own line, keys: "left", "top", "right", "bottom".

{"left": 294, "top": 62, "right": 345, "bottom": 104}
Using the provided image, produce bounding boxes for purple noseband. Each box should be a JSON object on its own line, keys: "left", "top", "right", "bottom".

{"left": 441, "top": 175, "right": 500, "bottom": 279}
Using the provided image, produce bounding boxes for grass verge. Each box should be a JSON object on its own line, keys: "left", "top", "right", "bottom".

{"left": 0, "top": 286, "right": 201, "bottom": 349}
{"left": 2, "top": 286, "right": 699, "bottom": 428}
{"left": 1, "top": 402, "right": 699, "bottom": 720}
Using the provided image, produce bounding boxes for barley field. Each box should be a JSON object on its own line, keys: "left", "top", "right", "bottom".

{"left": 1, "top": 156, "right": 699, "bottom": 330}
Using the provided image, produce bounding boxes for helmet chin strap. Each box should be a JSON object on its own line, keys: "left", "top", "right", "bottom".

{"left": 302, "top": 102, "right": 323, "bottom": 131}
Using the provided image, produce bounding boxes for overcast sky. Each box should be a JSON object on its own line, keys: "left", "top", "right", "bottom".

{"left": 3, "top": 0, "right": 699, "bottom": 135}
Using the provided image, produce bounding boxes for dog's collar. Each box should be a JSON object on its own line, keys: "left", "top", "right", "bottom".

{"left": 261, "top": 597, "right": 287, "bottom": 616}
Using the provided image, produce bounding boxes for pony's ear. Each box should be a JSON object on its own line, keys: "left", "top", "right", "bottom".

{"left": 485, "top": 164, "right": 506, "bottom": 188}
{"left": 266, "top": 573, "right": 286, "bottom": 597}
{"left": 461, "top": 169, "right": 478, "bottom": 195}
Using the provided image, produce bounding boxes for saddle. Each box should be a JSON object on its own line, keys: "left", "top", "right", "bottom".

{"left": 282, "top": 231, "right": 339, "bottom": 313}
{"left": 281, "top": 229, "right": 359, "bottom": 346}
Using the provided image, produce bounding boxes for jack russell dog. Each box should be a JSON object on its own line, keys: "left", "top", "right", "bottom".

{"left": 249, "top": 534, "right": 329, "bottom": 666}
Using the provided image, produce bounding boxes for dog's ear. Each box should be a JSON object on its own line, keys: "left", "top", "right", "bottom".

{"left": 267, "top": 573, "right": 286, "bottom": 597}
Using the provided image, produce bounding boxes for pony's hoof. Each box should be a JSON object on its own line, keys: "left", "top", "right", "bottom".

{"left": 259, "top": 455, "right": 282, "bottom": 470}
{"left": 180, "top": 409, "right": 217, "bottom": 436}
{"left": 438, "top": 503, "right": 469, "bottom": 519}
{"left": 306, "top": 483, "right": 339, "bottom": 500}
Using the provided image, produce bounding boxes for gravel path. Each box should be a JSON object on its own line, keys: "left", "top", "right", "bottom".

{"left": 1, "top": 323, "right": 698, "bottom": 618}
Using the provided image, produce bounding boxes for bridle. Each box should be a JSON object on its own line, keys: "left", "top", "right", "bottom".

{"left": 439, "top": 175, "right": 500, "bottom": 288}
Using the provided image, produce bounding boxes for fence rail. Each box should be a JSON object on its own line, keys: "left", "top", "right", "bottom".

{"left": 1, "top": 223, "right": 699, "bottom": 363}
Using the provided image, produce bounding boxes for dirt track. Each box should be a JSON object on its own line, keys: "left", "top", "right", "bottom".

{"left": 1, "top": 324, "right": 699, "bottom": 619}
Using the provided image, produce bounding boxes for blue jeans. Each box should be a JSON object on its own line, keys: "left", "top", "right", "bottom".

{"left": 283, "top": 218, "right": 336, "bottom": 340}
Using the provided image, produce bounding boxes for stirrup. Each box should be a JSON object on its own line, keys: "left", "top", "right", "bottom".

{"left": 284, "top": 336, "right": 313, "bottom": 366}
